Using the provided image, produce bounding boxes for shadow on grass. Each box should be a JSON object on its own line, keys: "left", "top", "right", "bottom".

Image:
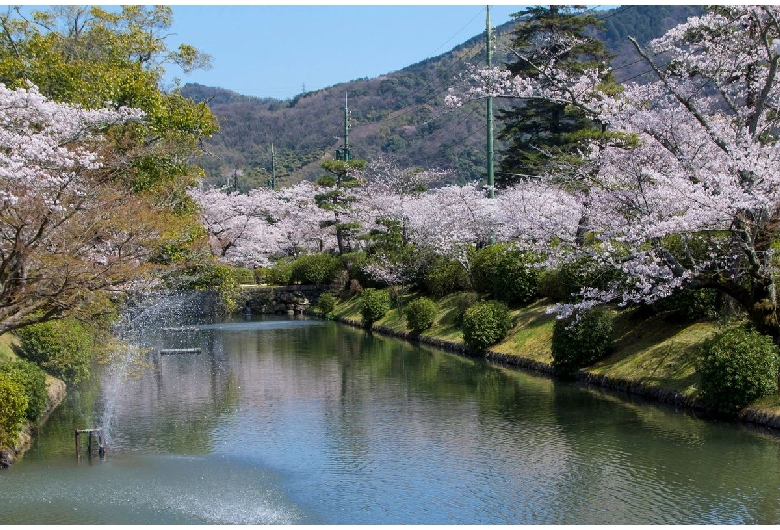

{"left": 592, "top": 308, "right": 720, "bottom": 395}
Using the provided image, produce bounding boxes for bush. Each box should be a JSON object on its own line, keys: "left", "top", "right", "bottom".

{"left": 697, "top": 326, "right": 780, "bottom": 414}
{"left": 537, "top": 268, "right": 565, "bottom": 301}
{"left": 0, "top": 360, "right": 48, "bottom": 423}
{"left": 360, "top": 288, "right": 391, "bottom": 327}
{"left": 290, "top": 253, "right": 341, "bottom": 286}
{"left": 405, "top": 297, "right": 438, "bottom": 334}
{"left": 470, "top": 244, "right": 541, "bottom": 305}
{"left": 233, "top": 267, "right": 255, "bottom": 285}
{"left": 14, "top": 318, "right": 94, "bottom": 384}
{"left": 266, "top": 260, "right": 293, "bottom": 286}
{"left": 555, "top": 257, "right": 621, "bottom": 303}
{"left": 551, "top": 308, "right": 614, "bottom": 378}
{"left": 0, "top": 372, "right": 28, "bottom": 448}
{"left": 342, "top": 252, "right": 373, "bottom": 288}
{"left": 452, "top": 291, "right": 480, "bottom": 326}
{"left": 652, "top": 287, "right": 719, "bottom": 322}
{"left": 180, "top": 261, "right": 240, "bottom": 313}
{"left": 317, "top": 292, "right": 338, "bottom": 314}
{"left": 253, "top": 267, "right": 270, "bottom": 285}
{"left": 462, "top": 300, "right": 511, "bottom": 352}
{"left": 420, "top": 255, "right": 470, "bottom": 298}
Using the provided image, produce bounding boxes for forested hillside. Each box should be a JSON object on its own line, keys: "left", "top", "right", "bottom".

{"left": 183, "top": 5, "right": 704, "bottom": 190}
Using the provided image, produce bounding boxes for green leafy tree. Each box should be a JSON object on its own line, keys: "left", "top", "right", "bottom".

{"left": 0, "top": 5, "right": 218, "bottom": 261}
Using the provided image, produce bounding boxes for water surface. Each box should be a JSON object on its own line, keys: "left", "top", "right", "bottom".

{"left": 2, "top": 315, "right": 780, "bottom": 524}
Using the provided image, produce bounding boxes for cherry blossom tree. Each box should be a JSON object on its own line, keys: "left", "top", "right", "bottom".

{"left": 0, "top": 83, "right": 169, "bottom": 335}
{"left": 451, "top": 6, "right": 780, "bottom": 338}
{"left": 189, "top": 181, "right": 336, "bottom": 269}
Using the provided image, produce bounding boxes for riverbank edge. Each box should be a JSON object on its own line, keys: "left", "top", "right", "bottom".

{"left": 314, "top": 310, "right": 780, "bottom": 431}
{"left": 0, "top": 375, "right": 66, "bottom": 467}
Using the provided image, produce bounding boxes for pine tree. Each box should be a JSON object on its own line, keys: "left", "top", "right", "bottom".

{"left": 496, "top": 5, "right": 613, "bottom": 187}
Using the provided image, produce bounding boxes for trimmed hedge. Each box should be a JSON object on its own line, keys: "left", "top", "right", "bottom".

{"left": 548, "top": 257, "right": 621, "bottom": 303}
{"left": 698, "top": 326, "right": 780, "bottom": 414}
{"left": 360, "top": 288, "right": 391, "bottom": 327}
{"left": 404, "top": 297, "right": 438, "bottom": 334}
{"left": 652, "top": 287, "right": 719, "bottom": 322}
{"left": 551, "top": 308, "right": 614, "bottom": 378}
{"left": 462, "top": 300, "right": 511, "bottom": 352}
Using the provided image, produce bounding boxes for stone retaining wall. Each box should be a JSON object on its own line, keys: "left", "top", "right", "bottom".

{"left": 238, "top": 285, "right": 325, "bottom": 316}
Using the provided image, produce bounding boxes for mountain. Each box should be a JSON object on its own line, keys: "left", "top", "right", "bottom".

{"left": 182, "top": 5, "right": 704, "bottom": 191}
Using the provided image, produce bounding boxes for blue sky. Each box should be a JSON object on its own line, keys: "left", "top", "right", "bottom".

{"left": 164, "top": 5, "right": 529, "bottom": 100}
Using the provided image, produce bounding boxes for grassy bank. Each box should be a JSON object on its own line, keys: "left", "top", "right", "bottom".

{"left": 0, "top": 333, "right": 17, "bottom": 363}
{"left": 325, "top": 290, "right": 780, "bottom": 427}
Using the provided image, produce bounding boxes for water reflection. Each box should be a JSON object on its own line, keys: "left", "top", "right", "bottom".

{"left": 4, "top": 314, "right": 780, "bottom": 524}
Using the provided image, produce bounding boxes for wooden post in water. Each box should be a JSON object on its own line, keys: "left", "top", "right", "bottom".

{"left": 75, "top": 428, "right": 106, "bottom": 458}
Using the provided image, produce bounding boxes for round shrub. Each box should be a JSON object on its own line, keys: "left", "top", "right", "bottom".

{"left": 462, "top": 300, "right": 511, "bottom": 352}
{"left": 470, "top": 244, "right": 541, "bottom": 305}
{"left": 1, "top": 360, "right": 48, "bottom": 423}
{"left": 697, "top": 327, "right": 779, "bottom": 414}
{"left": 317, "top": 292, "right": 338, "bottom": 314}
{"left": 551, "top": 307, "right": 614, "bottom": 379}
{"left": 405, "top": 297, "right": 438, "bottom": 334}
{"left": 290, "top": 253, "right": 341, "bottom": 286}
{"left": 0, "top": 372, "right": 28, "bottom": 448}
{"left": 15, "top": 318, "right": 94, "bottom": 384}
{"left": 360, "top": 288, "right": 391, "bottom": 327}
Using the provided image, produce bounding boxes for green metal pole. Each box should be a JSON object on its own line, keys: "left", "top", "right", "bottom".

{"left": 344, "top": 92, "right": 350, "bottom": 161}
{"left": 271, "top": 143, "right": 276, "bottom": 190}
{"left": 486, "top": 5, "right": 494, "bottom": 200}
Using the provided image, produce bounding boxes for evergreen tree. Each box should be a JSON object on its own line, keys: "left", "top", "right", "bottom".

{"left": 314, "top": 158, "right": 366, "bottom": 255}
{"left": 496, "top": 5, "right": 613, "bottom": 187}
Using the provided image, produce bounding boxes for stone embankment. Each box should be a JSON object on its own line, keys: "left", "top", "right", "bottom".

{"left": 238, "top": 285, "right": 324, "bottom": 316}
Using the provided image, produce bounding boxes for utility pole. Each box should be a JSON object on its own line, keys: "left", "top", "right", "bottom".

{"left": 336, "top": 92, "right": 351, "bottom": 161}
{"left": 268, "top": 143, "right": 276, "bottom": 190}
{"left": 486, "top": 6, "right": 496, "bottom": 245}
{"left": 486, "top": 5, "right": 495, "bottom": 200}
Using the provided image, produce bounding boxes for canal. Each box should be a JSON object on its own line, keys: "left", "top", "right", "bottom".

{"left": 2, "top": 312, "right": 780, "bottom": 524}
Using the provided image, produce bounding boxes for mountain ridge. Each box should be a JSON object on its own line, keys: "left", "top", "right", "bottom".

{"left": 182, "top": 6, "right": 704, "bottom": 190}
